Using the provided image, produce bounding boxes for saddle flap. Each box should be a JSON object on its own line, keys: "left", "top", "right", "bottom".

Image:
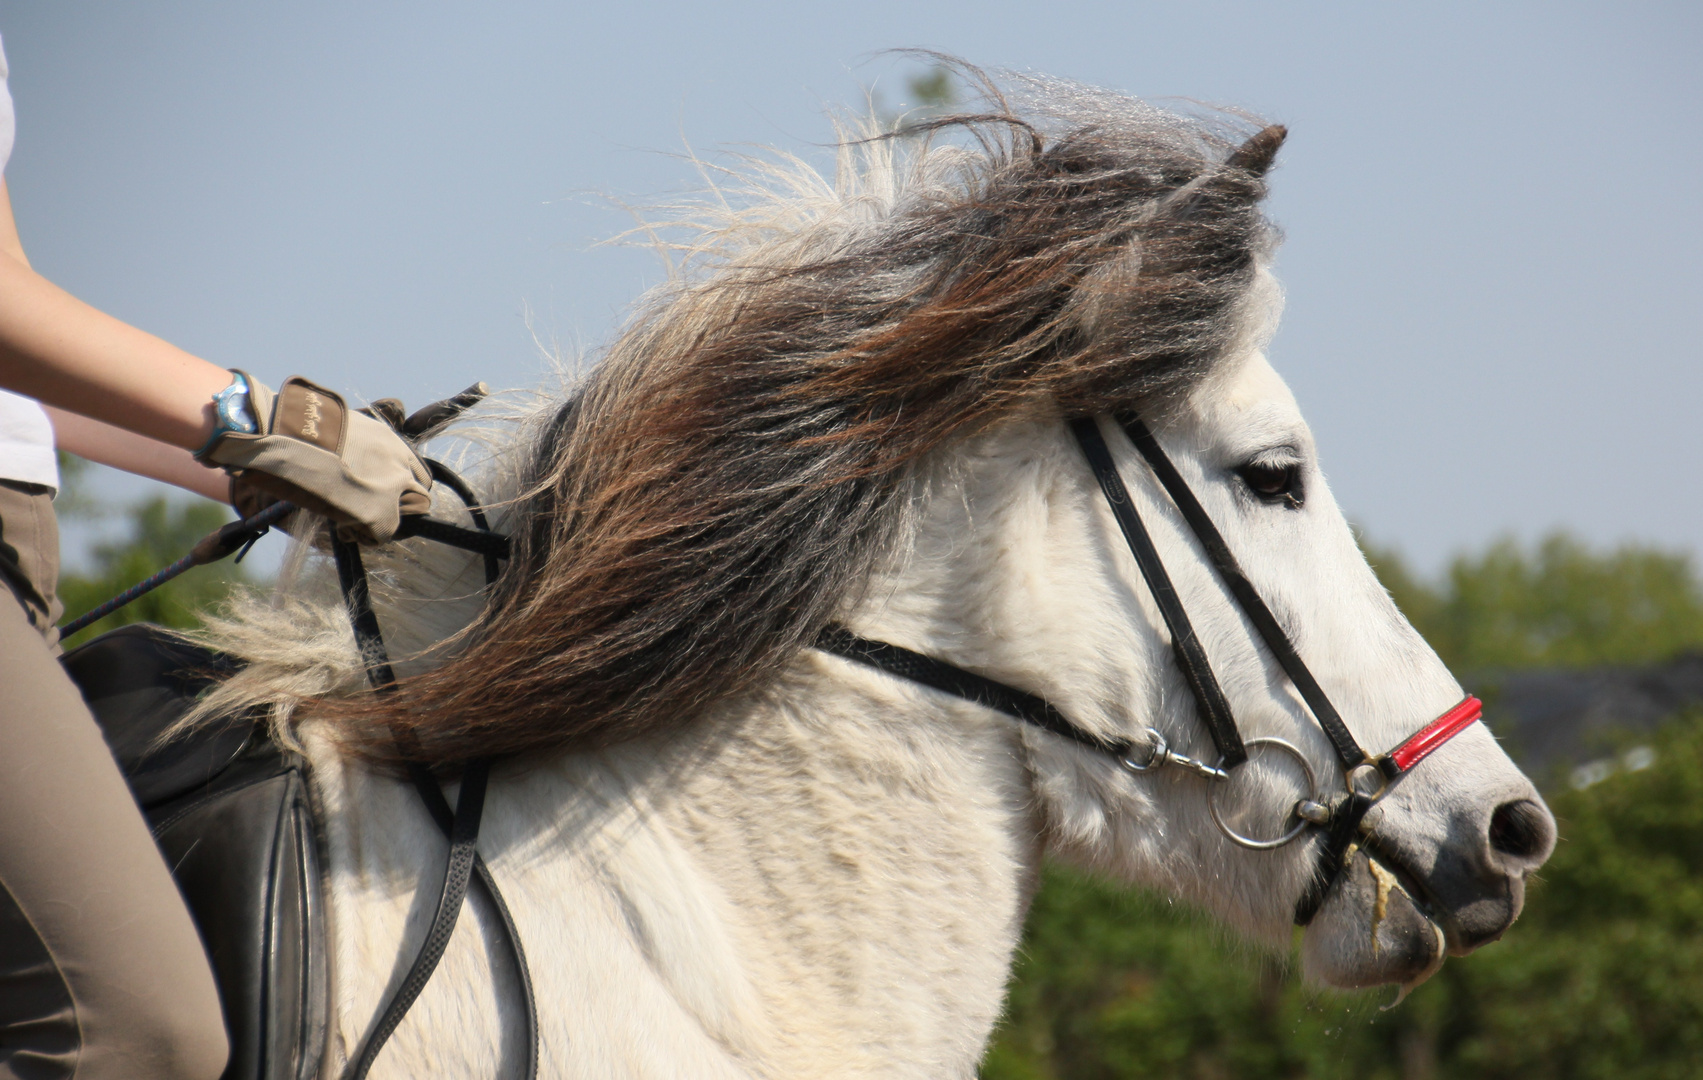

{"left": 151, "top": 753, "right": 328, "bottom": 1080}
{"left": 60, "top": 622, "right": 255, "bottom": 807}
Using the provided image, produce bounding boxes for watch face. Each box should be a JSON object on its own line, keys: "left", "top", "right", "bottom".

{"left": 217, "top": 386, "right": 258, "bottom": 434}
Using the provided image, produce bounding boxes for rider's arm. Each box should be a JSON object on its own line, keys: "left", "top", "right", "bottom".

{"left": 43, "top": 406, "right": 229, "bottom": 501}
{"left": 0, "top": 176, "right": 26, "bottom": 267}
{"left": 0, "top": 178, "right": 239, "bottom": 502}
{"left": 0, "top": 179, "right": 431, "bottom": 541}
{"left": 0, "top": 181, "right": 228, "bottom": 454}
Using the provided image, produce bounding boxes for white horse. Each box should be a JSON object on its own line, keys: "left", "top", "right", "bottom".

{"left": 199, "top": 72, "right": 1555, "bottom": 1078}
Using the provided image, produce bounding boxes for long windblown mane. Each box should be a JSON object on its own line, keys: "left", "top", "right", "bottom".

{"left": 313, "top": 66, "right": 1283, "bottom": 767}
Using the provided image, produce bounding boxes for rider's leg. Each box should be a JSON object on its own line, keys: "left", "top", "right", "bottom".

{"left": 0, "top": 480, "right": 227, "bottom": 1080}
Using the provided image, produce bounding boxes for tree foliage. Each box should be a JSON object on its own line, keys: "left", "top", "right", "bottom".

{"left": 1364, "top": 531, "right": 1703, "bottom": 672}
{"left": 55, "top": 456, "right": 247, "bottom": 649}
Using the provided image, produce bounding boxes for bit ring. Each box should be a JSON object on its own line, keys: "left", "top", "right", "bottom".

{"left": 1208, "top": 737, "right": 1319, "bottom": 850}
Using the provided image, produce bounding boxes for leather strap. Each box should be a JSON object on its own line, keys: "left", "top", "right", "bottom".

{"left": 393, "top": 515, "right": 513, "bottom": 564}
{"left": 1069, "top": 417, "right": 1247, "bottom": 768}
{"left": 1386, "top": 695, "right": 1480, "bottom": 775}
{"left": 331, "top": 538, "right": 396, "bottom": 689}
{"left": 331, "top": 514, "right": 539, "bottom": 1079}
{"left": 421, "top": 459, "right": 504, "bottom": 585}
{"left": 344, "top": 760, "right": 489, "bottom": 1080}
{"left": 1291, "top": 790, "right": 1378, "bottom": 926}
{"left": 816, "top": 625, "right": 1131, "bottom": 758}
{"left": 397, "top": 764, "right": 541, "bottom": 1080}
{"left": 1112, "top": 413, "right": 1372, "bottom": 773}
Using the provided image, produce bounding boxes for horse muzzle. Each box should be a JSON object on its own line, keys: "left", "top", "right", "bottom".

{"left": 1301, "top": 785, "right": 1555, "bottom": 990}
{"left": 1367, "top": 794, "right": 1555, "bottom": 955}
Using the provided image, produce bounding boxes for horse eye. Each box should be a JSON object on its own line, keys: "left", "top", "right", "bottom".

{"left": 1238, "top": 462, "right": 1302, "bottom": 505}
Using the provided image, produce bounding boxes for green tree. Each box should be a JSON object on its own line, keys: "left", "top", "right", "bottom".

{"left": 55, "top": 455, "right": 248, "bottom": 649}
{"left": 1363, "top": 532, "right": 1703, "bottom": 672}
{"left": 906, "top": 65, "right": 957, "bottom": 110}
{"left": 871, "top": 61, "right": 960, "bottom": 131}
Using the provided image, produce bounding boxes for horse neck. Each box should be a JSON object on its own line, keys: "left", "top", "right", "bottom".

{"left": 605, "top": 656, "right": 1043, "bottom": 1075}
{"left": 602, "top": 429, "right": 1089, "bottom": 1071}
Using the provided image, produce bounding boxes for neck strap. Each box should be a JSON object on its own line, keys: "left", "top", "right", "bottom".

{"left": 331, "top": 462, "right": 539, "bottom": 1080}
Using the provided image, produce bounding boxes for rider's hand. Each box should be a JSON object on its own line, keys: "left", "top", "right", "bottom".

{"left": 197, "top": 372, "right": 432, "bottom": 544}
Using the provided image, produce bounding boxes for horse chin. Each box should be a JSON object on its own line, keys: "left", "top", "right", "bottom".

{"left": 1300, "top": 848, "right": 1447, "bottom": 996}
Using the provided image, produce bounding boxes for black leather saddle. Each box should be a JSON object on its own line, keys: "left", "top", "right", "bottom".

{"left": 61, "top": 622, "right": 326, "bottom": 1080}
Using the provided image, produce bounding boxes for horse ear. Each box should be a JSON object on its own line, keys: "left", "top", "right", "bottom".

{"left": 1226, "top": 124, "right": 1286, "bottom": 177}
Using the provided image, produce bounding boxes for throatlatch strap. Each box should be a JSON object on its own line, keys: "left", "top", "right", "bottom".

{"left": 1070, "top": 418, "right": 1248, "bottom": 769}
{"left": 816, "top": 626, "right": 1130, "bottom": 758}
{"left": 1112, "top": 413, "right": 1371, "bottom": 774}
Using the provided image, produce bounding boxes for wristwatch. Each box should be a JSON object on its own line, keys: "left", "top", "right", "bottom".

{"left": 196, "top": 370, "right": 260, "bottom": 460}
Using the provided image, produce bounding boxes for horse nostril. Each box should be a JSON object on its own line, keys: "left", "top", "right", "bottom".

{"left": 1488, "top": 799, "right": 1552, "bottom": 861}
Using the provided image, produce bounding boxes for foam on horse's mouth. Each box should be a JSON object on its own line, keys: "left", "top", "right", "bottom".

{"left": 1366, "top": 852, "right": 1400, "bottom": 951}
{"left": 1356, "top": 843, "right": 1448, "bottom": 1007}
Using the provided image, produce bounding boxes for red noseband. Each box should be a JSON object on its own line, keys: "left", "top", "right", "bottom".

{"left": 1381, "top": 695, "right": 1483, "bottom": 777}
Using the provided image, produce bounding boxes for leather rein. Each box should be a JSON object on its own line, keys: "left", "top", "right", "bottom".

{"left": 816, "top": 412, "right": 1483, "bottom": 926}
{"left": 328, "top": 459, "right": 539, "bottom": 1080}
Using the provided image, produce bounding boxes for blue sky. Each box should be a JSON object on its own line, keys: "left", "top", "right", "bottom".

{"left": 2, "top": 1, "right": 1698, "bottom": 574}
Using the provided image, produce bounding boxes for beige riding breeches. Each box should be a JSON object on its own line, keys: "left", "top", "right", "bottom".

{"left": 0, "top": 480, "right": 227, "bottom": 1080}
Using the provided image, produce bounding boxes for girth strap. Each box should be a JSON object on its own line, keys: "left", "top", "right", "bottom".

{"left": 1069, "top": 417, "right": 1247, "bottom": 768}
{"left": 1111, "top": 413, "right": 1371, "bottom": 773}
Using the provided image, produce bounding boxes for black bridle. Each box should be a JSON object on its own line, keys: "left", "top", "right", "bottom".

{"left": 817, "top": 412, "right": 1482, "bottom": 925}
{"left": 272, "top": 411, "right": 1482, "bottom": 1073}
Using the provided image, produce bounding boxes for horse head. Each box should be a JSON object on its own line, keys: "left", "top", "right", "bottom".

{"left": 883, "top": 342, "right": 1554, "bottom": 997}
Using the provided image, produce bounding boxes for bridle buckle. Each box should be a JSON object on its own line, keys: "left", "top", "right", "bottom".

{"left": 1120, "top": 727, "right": 1230, "bottom": 782}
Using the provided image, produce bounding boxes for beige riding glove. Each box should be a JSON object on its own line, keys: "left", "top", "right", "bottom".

{"left": 196, "top": 372, "right": 432, "bottom": 544}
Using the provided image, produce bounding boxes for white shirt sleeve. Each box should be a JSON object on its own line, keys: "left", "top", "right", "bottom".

{"left": 0, "top": 32, "right": 60, "bottom": 492}
{"left": 0, "top": 33, "right": 13, "bottom": 175}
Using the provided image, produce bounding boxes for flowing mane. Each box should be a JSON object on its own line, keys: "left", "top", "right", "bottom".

{"left": 283, "top": 70, "right": 1283, "bottom": 767}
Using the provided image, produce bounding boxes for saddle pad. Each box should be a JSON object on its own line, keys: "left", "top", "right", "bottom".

{"left": 60, "top": 622, "right": 252, "bottom": 806}
{"left": 62, "top": 623, "right": 328, "bottom": 1080}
